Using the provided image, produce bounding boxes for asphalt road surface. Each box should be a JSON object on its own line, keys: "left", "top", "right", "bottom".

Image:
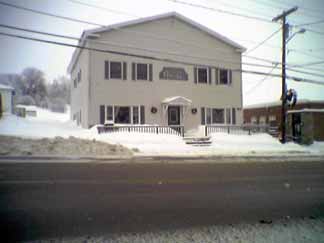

{"left": 1, "top": 160, "right": 324, "bottom": 242}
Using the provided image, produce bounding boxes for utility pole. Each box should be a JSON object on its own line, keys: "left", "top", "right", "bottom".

{"left": 272, "top": 7, "right": 298, "bottom": 144}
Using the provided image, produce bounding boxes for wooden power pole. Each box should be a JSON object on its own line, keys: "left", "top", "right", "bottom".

{"left": 272, "top": 7, "right": 298, "bottom": 144}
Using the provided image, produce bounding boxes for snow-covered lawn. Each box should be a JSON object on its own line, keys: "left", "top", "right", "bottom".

{"left": 1, "top": 106, "right": 324, "bottom": 156}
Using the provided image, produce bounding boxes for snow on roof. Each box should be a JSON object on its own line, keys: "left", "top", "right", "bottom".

{"left": 0, "top": 83, "right": 14, "bottom": 90}
{"left": 244, "top": 99, "right": 324, "bottom": 109}
{"left": 288, "top": 108, "right": 324, "bottom": 114}
{"left": 162, "top": 96, "right": 192, "bottom": 106}
{"left": 67, "top": 12, "right": 246, "bottom": 73}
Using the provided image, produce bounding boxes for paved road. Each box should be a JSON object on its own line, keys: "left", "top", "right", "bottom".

{"left": 1, "top": 160, "right": 324, "bottom": 242}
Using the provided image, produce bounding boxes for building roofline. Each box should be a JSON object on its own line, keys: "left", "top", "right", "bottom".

{"left": 244, "top": 99, "right": 324, "bottom": 110}
{"left": 67, "top": 12, "right": 246, "bottom": 74}
{"left": 0, "top": 83, "right": 14, "bottom": 90}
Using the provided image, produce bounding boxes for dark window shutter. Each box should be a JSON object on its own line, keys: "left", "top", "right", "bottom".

{"left": 149, "top": 64, "right": 153, "bottom": 81}
{"left": 123, "top": 62, "right": 127, "bottom": 80}
{"left": 140, "top": 106, "right": 145, "bottom": 124}
{"left": 208, "top": 67, "right": 212, "bottom": 84}
{"left": 100, "top": 105, "right": 105, "bottom": 124}
{"left": 215, "top": 68, "right": 219, "bottom": 85}
{"left": 232, "top": 108, "right": 236, "bottom": 124}
{"left": 201, "top": 107, "right": 205, "bottom": 125}
{"left": 105, "top": 61, "right": 109, "bottom": 80}
{"left": 132, "top": 63, "right": 136, "bottom": 81}
{"left": 229, "top": 70, "right": 232, "bottom": 85}
{"left": 194, "top": 67, "right": 197, "bottom": 84}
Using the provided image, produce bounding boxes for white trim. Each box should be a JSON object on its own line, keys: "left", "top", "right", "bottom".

{"left": 67, "top": 12, "right": 246, "bottom": 73}
{"left": 0, "top": 84, "right": 14, "bottom": 90}
{"left": 288, "top": 108, "right": 324, "bottom": 113}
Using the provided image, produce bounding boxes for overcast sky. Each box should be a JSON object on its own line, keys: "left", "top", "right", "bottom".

{"left": 0, "top": 0, "right": 323, "bottom": 105}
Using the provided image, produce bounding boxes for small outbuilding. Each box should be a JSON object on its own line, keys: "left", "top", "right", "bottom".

{"left": 0, "top": 84, "right": 14, "bottom": 118}
{"left": 287, "top": 109, "right": 324, "bottom": 144}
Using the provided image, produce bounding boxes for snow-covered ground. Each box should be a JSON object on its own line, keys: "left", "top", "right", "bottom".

{"left": 26, "top": 218, "right": 324, "bottom": 243}
{"left": 1, "top": 106, "right": 324, "bottom": 156}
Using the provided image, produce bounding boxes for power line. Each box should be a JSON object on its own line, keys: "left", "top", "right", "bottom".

{"left": 245, "top": 27, "right": 281, "bottom": 54}
{"left": 0, "top": 0, "right": 315, "bottom": 65}
{"left": 3, "top": 23, "right": 323, "bottom": 79}
{"left": 166, "top": 0, "right": 275, "bottom": 24}
{"left": 0, "top": 23, "right": 278, "bottom": 70}
{"left": 0, "top": 1, "right": 105, "bottom": 27}
{"left": 290, "top": 60, "right": 324, "bottom": 68}
{"left": 1, "top": 1, "right": 322, "bottom": 76}
{"left": 295, "top": 19, "right": 324, "bottom": 27}
{"left": 66, "top": 0, "right": 140, "bottom": 18}
{"left": 244, "top": 64, "right": 279, "bottom": 95}
{"left": 1, "top": 30, "right": 323, "bottom": 86}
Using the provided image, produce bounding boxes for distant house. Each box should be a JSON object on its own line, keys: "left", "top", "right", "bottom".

{"left": 67, "top": 12, "right": 246, "bottom": 130}
{"left": 243, "top": 99, "right": 324, "bottom": 127}
{"left": 0, "top": 84, "right": 14, "bottom": 117}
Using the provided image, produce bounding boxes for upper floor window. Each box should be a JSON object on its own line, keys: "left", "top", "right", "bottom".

{"left": 137, "top": 63, "right": 148, "bottom": 80}
{"left": 198, "top": 67, "right": 208, "bottom": 83}
{"left": 218, "top": 69, "right": 232, "bottom": 85}
{"left": 105, "top": 60, "right": 127, "bottom": 80}
{"left": 132, "top": 63, "right": 153, "bottom": 81}
{"left": 194, "top": 66, "right": 212, "bottom": 84}
{"left": 110, "top": 62, "right": 122, "bottom": 79}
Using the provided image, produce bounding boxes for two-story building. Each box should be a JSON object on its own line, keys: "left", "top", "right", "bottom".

{"left": 68, "top": 12, "right": 245, "bottom": 132}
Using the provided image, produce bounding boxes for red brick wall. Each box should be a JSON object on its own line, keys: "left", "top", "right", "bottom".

{"left": 243, "top": 102, "right": 324, "bottom": 128}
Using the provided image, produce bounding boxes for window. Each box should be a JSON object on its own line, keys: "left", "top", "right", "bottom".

{"left": 269, "top": 115, "right": 276, "bottom": 126}
{"left": 232, "top": 108, "right": 236, "bottom": 125}
{"left": 114, "top": 106, "right": 130, "bottom": 124}
{"left": 259, "top": 116, "right": 266, "bottom": 125}
{"left": 133, "top": 106, "right": 139, "bottom": 124}
{"left": 110, "top": 62, "right": 122, "bottom": 79}
{"left": 219, "top": 69, "right": 228, "bottom": 84}
{"left": 226, "top": 108, "right": 231, "bottom": 124}
{"left": 198, "top": 67, "right": 208, "bottom": 83}
{"left": 105, "top": 61, "right": 127, "bottom": 80}
{"left": 73, "top": 78, "right": 77, "bottom": 88}
{"left": 137, "top": 63, "right": 148, "bottom": 80}
{"left": 106, "top": 106, "right": 113, "bottom": 121}
{"left": 132, "top": 63, "right": 152, "bottom": 81}
{"left": 212, "top": 109, "right": 224, "bottom": 124}
{"left": 251, "top": 116, "right": 257, "bottom": 124}
{"left": 206, "top": 108, "right": 212, "bottom": 124}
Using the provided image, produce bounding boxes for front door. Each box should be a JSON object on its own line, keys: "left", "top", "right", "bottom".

{"left": 168, "top": 106, "right": 180, "bottom": 126}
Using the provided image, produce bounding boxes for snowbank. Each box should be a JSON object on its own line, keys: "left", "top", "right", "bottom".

{"left": 25, "top": 218, "right": 324, "bottom": 243}
{"left": 1, "top": 106, "right": 324, "bottom": 156}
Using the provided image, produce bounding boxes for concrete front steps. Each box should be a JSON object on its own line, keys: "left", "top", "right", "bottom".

{"left": 183, "top": 135, "right": 212, "bottom": 146}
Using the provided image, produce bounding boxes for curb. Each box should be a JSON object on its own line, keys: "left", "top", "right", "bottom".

{"left": 0, "top": 154, "right": 323, "bottom": 163}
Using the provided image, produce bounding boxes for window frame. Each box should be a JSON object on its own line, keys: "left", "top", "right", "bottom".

{"left": 197, "top": 67, "right": 209, "bottom": 84}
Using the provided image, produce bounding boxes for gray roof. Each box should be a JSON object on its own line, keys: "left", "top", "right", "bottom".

{"left": 244, "top": 99, "right": 324, "bottom": 109}
{"left": 67, "top": 12, "right": 246, "bottom": 73}
{"left": 0, "top": 83, "right": 14, "bottom": 90}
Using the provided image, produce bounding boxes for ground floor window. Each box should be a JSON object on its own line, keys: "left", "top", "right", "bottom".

{"left": 201, "top": 107, "right": 227, "bottom": 125}
{"left": 114, "top": 106, "right": 130, "bottom": 124}
{"left": 212, "top": 108, "right": 224, "bottom": 124}
{"left": 101, "top": 105, "right": 145, "bottom": 124}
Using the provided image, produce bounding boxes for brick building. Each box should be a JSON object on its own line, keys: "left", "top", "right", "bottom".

{"left": 243, "top": 99, "right": 324, "bottom": 127}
